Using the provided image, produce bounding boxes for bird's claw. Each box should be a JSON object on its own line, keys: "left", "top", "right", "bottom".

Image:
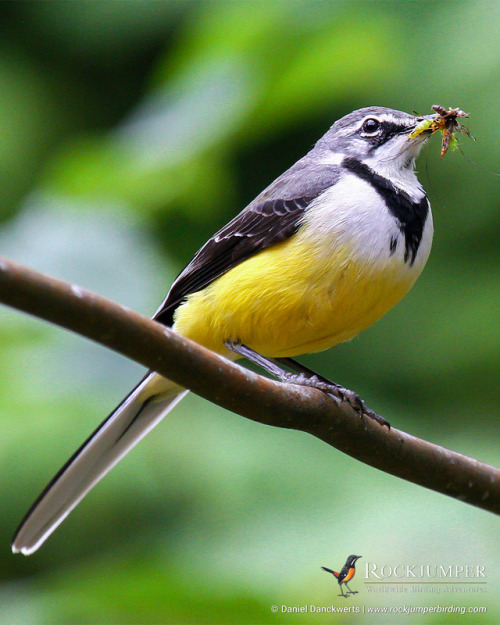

{"left": 282, "top": 372, "right": 390, "bottom": 428}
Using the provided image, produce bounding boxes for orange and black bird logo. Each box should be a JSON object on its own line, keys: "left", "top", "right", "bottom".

{"left": 322, "top": 555, "right": 362, "bottom": 598}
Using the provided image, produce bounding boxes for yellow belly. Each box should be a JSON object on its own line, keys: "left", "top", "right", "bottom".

{"left": 172, "top": 232, "right": 420, "bottom": 358}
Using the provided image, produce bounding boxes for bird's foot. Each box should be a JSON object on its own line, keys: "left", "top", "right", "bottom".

{"left": 224, "top": 340, "right": 389, "bottom": 428}
{"left": 281, "top": 371, "right": 389, "bottom": 428}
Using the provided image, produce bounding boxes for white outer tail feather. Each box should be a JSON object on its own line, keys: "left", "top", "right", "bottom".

{"left": 12, "top": 374, "right": 188, "bottom": 555}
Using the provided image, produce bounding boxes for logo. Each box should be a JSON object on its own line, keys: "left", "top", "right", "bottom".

{"left": 322, "top": 555, "right": 362, "bottom": 598}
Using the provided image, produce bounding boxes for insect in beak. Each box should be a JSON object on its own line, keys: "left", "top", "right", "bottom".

{"left": 410, "top": 105, "right": 474, "bottom": 157}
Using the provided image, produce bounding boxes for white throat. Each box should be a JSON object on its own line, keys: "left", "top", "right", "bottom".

{"left": 362, "top": 154, "right": 424, "bottom": 200}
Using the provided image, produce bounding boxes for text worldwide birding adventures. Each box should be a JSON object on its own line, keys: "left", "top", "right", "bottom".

{"left": 12, "top": 106, "right": 440, "bottom": 555}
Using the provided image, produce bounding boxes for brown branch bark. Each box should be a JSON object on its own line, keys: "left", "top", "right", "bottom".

{"left": 0, "top": 255, "right": 499, "bottom": 514}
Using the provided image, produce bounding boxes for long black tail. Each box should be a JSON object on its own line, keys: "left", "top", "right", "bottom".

{"left": 321, "top": 566, "right": 338, "bottom": 577}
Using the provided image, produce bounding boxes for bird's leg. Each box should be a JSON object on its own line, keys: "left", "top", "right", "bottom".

{"left": 224, "top": 340, "right": 290, "bottom": 379}
{"left": 338, "top": 583, "right": 348, "bottom": 598}
{"left": 225, "top": 340, "right": 389, "bottom": 428}
{"left": 344, "top": 582, "right": 358, "bottom": 594}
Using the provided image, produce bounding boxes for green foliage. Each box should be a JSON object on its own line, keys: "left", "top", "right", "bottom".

{"left": 0, "top": 1, "right": 498, "bottom": 623}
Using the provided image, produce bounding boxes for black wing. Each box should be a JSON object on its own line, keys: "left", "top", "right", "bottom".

{"left": 154, "top": 156, "right": 342, "bottom": 326}
{"left": 337, "top": 564, "right": 349, "bottom": 582}
{"left": 154, "top": 196, "right": 314, "bottom": 326}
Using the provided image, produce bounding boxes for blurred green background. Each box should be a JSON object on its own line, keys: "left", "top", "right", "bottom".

{"left": 0, "top": 1, "right": 498, "bottom": 623}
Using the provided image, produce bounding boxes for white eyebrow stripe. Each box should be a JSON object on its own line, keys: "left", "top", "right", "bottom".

{"left": 335, "top": 113, "right": 412, "bottom": 138}
{"left": 358, "top": 113, "right": 408, "bottom": 129}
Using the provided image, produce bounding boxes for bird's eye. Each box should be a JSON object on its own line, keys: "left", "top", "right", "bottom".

{"left": 362, "top": 118, "right": 380, "bottom": 134}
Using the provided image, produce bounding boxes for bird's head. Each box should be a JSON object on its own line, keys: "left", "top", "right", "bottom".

{"left": 347, "top": 554, "right": 362, "bottom": 567}
{"left": 317, "top": 106, "right": 431, "bottom": 183}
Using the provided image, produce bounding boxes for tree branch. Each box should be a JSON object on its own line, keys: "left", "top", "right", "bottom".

{"left": 0, "top": 256, "right": 498, "bottom": 514}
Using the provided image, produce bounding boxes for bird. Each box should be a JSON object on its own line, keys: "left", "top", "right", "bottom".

{"left": 322, "top": 554, "right": 362, "bottom": 597}
{"left": 12, "top": 106, "right": 435, "bottom": 555}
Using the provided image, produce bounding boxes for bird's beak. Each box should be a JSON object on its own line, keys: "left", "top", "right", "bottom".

{"left": 406, "top": 114, "right": 437, "bottom": 138}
